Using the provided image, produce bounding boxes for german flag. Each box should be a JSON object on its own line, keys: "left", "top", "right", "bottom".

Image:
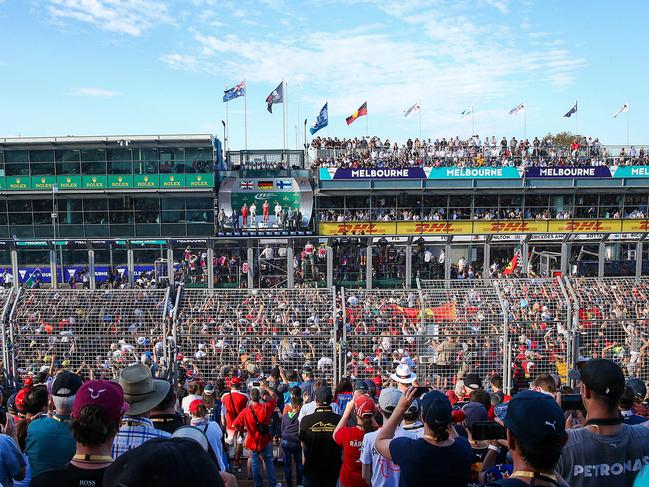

{"left": 346, "top": 101, "right": 367, "bottom": 125}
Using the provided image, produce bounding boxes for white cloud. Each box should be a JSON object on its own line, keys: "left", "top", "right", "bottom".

{"left": 71, "top": 87, "right": 122, "bottom": 97}
{"left": 43, "top": 0, "right": 171, "bottom": 36}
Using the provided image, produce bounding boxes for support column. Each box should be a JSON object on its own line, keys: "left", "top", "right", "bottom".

{"left": 207, "top": 247, "right": 214, "bottom": 289}
{"left": 405, "top": 243, "right": 412, "bottom": 288}
{"left": 326, "top": 245, "right": 333, "bottom": 288}
{"left": 521, "top": 241, "right": 530, "bottom": 276}
{"left": 287, "top": 246, "right": 294, "bottom": 288}
{"left": 247, "top": 247, "right": 254, "bottom": 289}
{"left": 127, "top": 249, "right": 134, "bottom": 287}
{"left": 88, "top": 249, "right": 96, "bottom": 289}
{"left": 10, "top": 249, "right": 18, "bottom": 289}
{"left": 483, "top": 243, "right": 491, "bottom": 280}
{"left": 366, "top": 244, "right": 372, "bottom": 290}
{"left": 444, "top": 242, "right": 451, "bottom": 281}
{"left": 49, "top": 249, "right": 58, "bottom": 289}
{"left": 598, "top": 241, "right": 606, "bottom": 278}
{"left": 167, "top": 248, "right": 174, "bottom": 285}
{"left": 636, "top": 241, "right": 644, "bottom": 277}
{"left": 560, "top": 241, "right": 570, "bottom": 276}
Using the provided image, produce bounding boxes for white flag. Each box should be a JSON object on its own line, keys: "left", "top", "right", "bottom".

{"left": 509, "top": 103, "right": 525, "bottom": 116}
{"left": 461, "top": 106, "right": 473, "bottom": 117}
{"left": 613, "top": 103, "right": 629, "bottom": 118}
{"left": 403, "top": 102, "right": 421, "bottom": 118}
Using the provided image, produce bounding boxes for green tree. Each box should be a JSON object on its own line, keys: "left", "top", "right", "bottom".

{"left": 545, "top": 131, "right": 577, "bottom": 148}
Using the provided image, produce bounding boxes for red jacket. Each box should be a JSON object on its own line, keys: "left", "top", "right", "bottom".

{"left": 233, "top": 398, "right": 277, "bottom": 452}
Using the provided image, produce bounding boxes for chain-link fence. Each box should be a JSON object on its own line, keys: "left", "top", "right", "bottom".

{"left": 7, "top": 288, "right": 170, "bottom": 384}
{"left": 174, "top": 288, "right": 337, "bottom": 384}
{"left": 566, "top": 277, "right": 649, "bottom": 381}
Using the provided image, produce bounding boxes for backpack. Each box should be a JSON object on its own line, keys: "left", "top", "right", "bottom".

{"left": 249, "top": 405, "right": 270, "bottom": 435}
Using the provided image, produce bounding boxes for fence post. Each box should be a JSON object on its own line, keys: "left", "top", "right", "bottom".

{"left": 561, "top": 240, "right": 570, "bottom": 276}
{"left": 88, "top": 249, "right": 96, "bottom": 289}
{"left": 49, "top": 248, "right": 58, "bottom": 289}
{"left": 0, "top": 288, "right": 14, "bottom": 389}
{"left": 493, "top": 281, "right": 510, "bottom": 394}
{"left": 405, "top": 243, "right": 412, "bottom": 288}
{"left": 170, "top": 286, "right": 182, "bottom": 385}
{"left": 7, "top": 287, "right": 22, "bottom": 389}
{"left": 340, "top": 287, "right": 347, "bottom": 381}
{"left": 247, "top": 247, "right": 254, "bottom": 289}
{"left": 287, "top": 246, "right": 294, "bottom": 289}
{"left": 366, "top": 245, "right": 372, "bottom": 290}
{"left": 127, "top": 248, "right": 135, "bottom": 288}
{"left": 563, "top": 277, "right": 580, "bottom": 387}
{"left": 557, "top": 276, "right": 573, "bottom": 387}
{"left": 207, "top": 247, "right": 214, "bottom": 289}
{"left": 10, "top": 249, "right": 18, "bottom": 289}
{"left": 636, "top": 240, "right": 643, "bottom": 277}
{"left": 326, "top": 246, "right": 333, "bottom": 289}
{"left": 332, "top": 287, "right": 339, "bottom": 385}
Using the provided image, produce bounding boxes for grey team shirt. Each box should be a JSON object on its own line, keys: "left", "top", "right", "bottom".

{"left": 556, "top": 422, "right": 649, "bottom": 487}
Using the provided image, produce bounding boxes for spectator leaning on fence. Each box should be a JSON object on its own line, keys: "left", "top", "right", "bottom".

{"left": 556, "top": 358, "right": 649, "bottom": 487}
{"left": 112, "top": 363, "right": 171, "bottom": 459}
{"left": 30, "top": 380, "right": 127, "bottom": 487}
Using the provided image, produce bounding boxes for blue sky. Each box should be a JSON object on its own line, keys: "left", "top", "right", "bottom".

{"left": 0, "top": 0, "right": 647, "bottom": 149}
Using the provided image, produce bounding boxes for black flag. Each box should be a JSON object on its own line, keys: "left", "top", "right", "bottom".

{"left": 266, "top": 81, "right": 284, "bottom": 113}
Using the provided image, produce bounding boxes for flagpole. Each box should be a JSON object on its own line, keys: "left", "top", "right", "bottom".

{"left": 225, "top": 83, "right": 229, "bottom": 154}
{"left": 365, "top": 103, "right": 369, "bottom": 138}
{"left": 418, "top": 100, "right": 422, "bottom": 140}
{"left": 523, "top": 108, "right": 527, "bottom": 140}
{"left": 244, "top": 78, "right": 248, "bottom": 151}
{"left": 575, "top": 101, "right": 578, "bottom": 136}
{"left": 471, "top": 105, "right": 475, "bottom": 136}
{"left": 282, "top": 78, "right": 287, "bottom": 153}
{"left": 627, "top": 108, "right": 630, "bottom": 147}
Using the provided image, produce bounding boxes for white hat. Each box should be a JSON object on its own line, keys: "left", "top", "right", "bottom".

{"left": 389, "top": 364, "right": 417, "bottom": 384}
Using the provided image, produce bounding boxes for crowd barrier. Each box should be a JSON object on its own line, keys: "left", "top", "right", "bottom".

{"left": 1, "top": 277, "right": 649, "bottom": 392}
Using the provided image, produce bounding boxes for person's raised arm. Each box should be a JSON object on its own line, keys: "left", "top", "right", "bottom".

{"left": 375, "top": 386, "right": 417, "bottom": 461}
{"left": 334, "top": 397, "right": 355, "bottom": 438}
{"left": 261, "top": 380, "right": 276, "bottom": 400}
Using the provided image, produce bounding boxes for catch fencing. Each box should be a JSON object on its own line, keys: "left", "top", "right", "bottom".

{"left": 1, "top": 278, "right": 649, "bottom": 392}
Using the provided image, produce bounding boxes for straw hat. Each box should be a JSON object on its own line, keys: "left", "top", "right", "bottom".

{"left": 118, "top": 363, "right": 170, "bottom": 416}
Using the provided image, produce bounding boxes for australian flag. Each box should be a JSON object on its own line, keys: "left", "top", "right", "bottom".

{"left": 266, "top": 81, "right": 284, "bottom": 113}
{"left": 564, "top": 101, "right": 577, "bottom": 118}
{"left": 310, "top": 102, "right": 328, "bottom": 135}
{"left": 223, "top": 81, "right": 245, "bottom": 102}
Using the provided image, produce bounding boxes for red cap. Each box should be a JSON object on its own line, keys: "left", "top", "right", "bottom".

{"left": 231, "top": 377, "right": 242, "bottom": 386}
{"left": 73, "top": 380, "right": 128, "bottom": 424}
{"left": 189, "top": 398, "right": 205, "bottom": 415}
{"left": 372, "top": 376, "right": 383, "bottom": 387}
{"left": 354, "top": 395, "right": 376, "bottom": 418}
{"left": 23, "top": 376, "right": 33, "bottom": 387}
{"left": 15, "top": 388, "right": 27, "bottom": 412}
{"left": 451, "top": 409, "right": 466, "bottom": 423}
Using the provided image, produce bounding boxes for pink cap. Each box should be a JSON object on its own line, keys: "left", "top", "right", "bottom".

{"left": 73, "top": 380, "right": 128, "bottom": 424}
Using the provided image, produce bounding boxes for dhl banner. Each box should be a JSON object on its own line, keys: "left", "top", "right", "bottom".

{"left": 319, "top": 219, "right": 649, "bottom": 236}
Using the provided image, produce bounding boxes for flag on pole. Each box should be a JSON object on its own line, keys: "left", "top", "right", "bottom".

{"left": 509, "top": 103, "right": 525, "bottom": 116}
{"left": 266, "top": 81, "right": 284, "bottom": 113}
{"left": 346, "top": 101, "right": 368, "bottom": 125}
{"left": 223, "top": 81, "right": 245, "bottom": 102}
{"left": 310, "top": 102, "right": 328, "bottom": 135}
{"left": 564, "top": 101, "right": 577, "bottom": 118}
{"left": 403, "top": 102, "right": 420, "bottom": 118}
{"left": 461, "top": 107, "right": 473, "bottom": 117}
{"left": 613, "top": 103, "right": 629, "bottom": 118}
{"left": 503, "top": 248, "right": 522, "bottom": 275}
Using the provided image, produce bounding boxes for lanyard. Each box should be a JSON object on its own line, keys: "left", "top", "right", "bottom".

{"left": 511, "top": 470, "right": 559, "bottom": 486}
{"left": 73, "top": 454, "right": 114, "bottom": 463}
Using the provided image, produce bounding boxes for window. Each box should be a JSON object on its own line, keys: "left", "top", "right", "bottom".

{"left": 184, "top": 147, "right": 212, "bottom": 173}
{"left": 83, "top": 199, "right": 108, "bottom": 224}
{"left": 4, "top": 150, "right": 29, "bottom": 176}
{"left": 132, "top": 148, "right": 158, "bottom": 174}
{"left": 134, "top": 198, "right": 160, "bottom": 224}
{"left": 159, "top": 148, "right": 184, "bottom": 174}
{"left": 55, "top": 149, "right": 81, "bottom": 175}
{"left": 162, "top": 198, "right": 184, "bottom": 223}
{"left": 29, "top": 150, "right": 55, "bottom": 175}
{"left": 107, "top": 148, "right": 133, "bottom": 174}
{"left": 81, "top": 149, "right": 106, "bottom": 174}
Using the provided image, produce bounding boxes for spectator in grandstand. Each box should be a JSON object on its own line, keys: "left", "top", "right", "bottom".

{"left": 375, "top": 388, "right": 474, "bottom": 487}
{"left": 221, "top": 377, "right": 248, "bottom": 471}
{"left": 25, "top": 372, "right": 83, "bottom": 478}
{"left": 299, "top": 385, "right": 342, "bottom": 487}
{"left": 0, "top": 413, "right": 26, "bottom": 487}
{"left": 281, "top": 389, "right": 303, "bottom": 487}
{"left": 150, "top": 386, "right": 185, "bottom": 434}
{"left": 557, "top": 359, "right": 649, "bottom": 487}
{"left": 334, "top": 394, "right": 377, "bottom": 487}
{"left": 104, "top": 437, "right": 224, "bottom": 487}
{"left": 482, "top": 390, "right": 568, "bottom": 487}
{"left": 187, "top": 398, "right": 227, "bottom": 472}
{"left": 361, "top": 388, "right": 403, "bottom": 487}
{"left": 232, "top": 381, "right": 279, "bottom": 487}
{"left": 30, "top": 380, "right": 125, "bottom": 487}
{"left": 112, "top": 364, "right": 171, "bottom": 458}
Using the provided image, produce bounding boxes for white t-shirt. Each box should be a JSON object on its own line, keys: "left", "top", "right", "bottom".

{"left": 298, "top": 401, "right": 341, "bottom": 422}
{"left": 361, "top": 427, "right": 408, "bottom": 487}
{"left": 181, "top": 394, "right": 202, "bottom": 414}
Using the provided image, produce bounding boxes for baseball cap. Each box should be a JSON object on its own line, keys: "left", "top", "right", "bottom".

{"left": 504, "top": 390, "right": 565, "bottom": 445}
{"left": 103, "top": 438, "right": 220, "bottom": 487}
{"left": 189, "top": 399, "right": 205, "bottom": 415}
{"left": 463, "top": 373, "right": 482, "bottom": 391}
{"left": 494, "top": 402, "right": 509, "bottom": 422}
{"left": 354, "top": 380, "right": 369, "bottom": 393}
{"left": 372, "top": 376, "right": 383, "bottom": 388}
{"left": 420, "top": 390, "right": 446, "bottom": 417}
{"left": 73, "top": 380, "right": 128, "bottom": 424}
{"left": 626, "top": 378, "right": 647, "bottom": 399}
{"left": 378, "top": 387, "right": 402, "bottom": 413}
{"left": 354, "top": 395, "right": 376, "bottom": 418}
{"left": 423, "top": 391, "right": 452, "bottom": 426}
{"left": 580, "top": 358, "right": 625, "bottom": 400}
{"left": 203, "top": 384, "right": 215, "bottom": 396}
{"left": 231, "top": 377, "right": 242, "bottom": 386}
{"left": 315, "top": 385, "right": 333, "bottom": 406}
{"left": 52, "top": 372, "right": 84, "bottom": 398}
{"left": 462, "top": 402, "right": 488, "bottom": 429}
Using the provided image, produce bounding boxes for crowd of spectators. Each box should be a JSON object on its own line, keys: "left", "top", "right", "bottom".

{"left": 311, "top": 135, "right": 649, "bottom": 170}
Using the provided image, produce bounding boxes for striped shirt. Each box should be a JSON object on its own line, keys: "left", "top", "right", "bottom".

{"left": 112, "top": 416, "right": 171, "bottom": 459}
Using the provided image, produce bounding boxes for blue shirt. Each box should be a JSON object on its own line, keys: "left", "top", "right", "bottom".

{"left": 389, "top": 435, "right": 473, "bottom": 487}
{"left": 0, "top": 434, "right": 26, "bottom": 487}
{"left": 112, "top": 416, "right": 171, "bottom": 459}
{"left": 25, "top": 414, "right": 76, "bottom": 478}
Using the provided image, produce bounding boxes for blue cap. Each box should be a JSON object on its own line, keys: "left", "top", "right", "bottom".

{"left": 504, "top": 390, "right": 565, "bottom": 445}
{"left": 420, "top": 390, "right": 452, "bottom": 426}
